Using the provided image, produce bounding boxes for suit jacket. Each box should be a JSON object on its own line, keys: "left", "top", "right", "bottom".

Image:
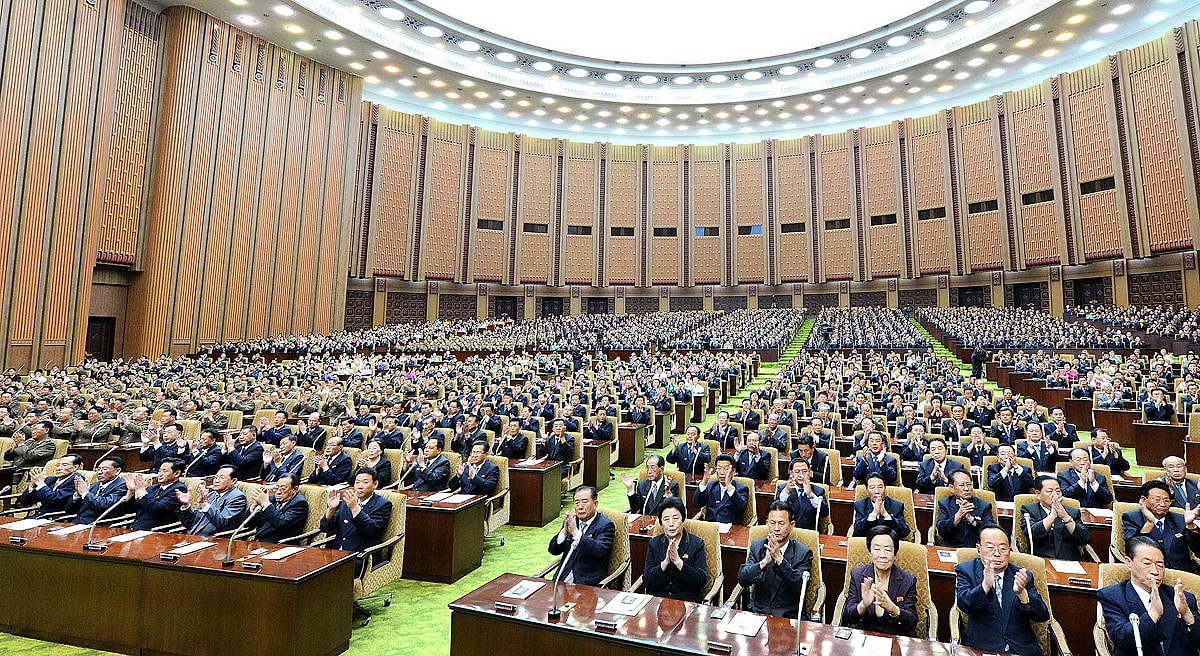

{"left": 320, "top": 493, "right": 393, "bottom": 552}
{"left": 547, "top": 511, "right": 615, "bottom": 586}
{"left": 299, "top": 425, "right": 326, "bottom": 449}
{"left": 852, "top": 452, "right": 899, "bottom": 486}
{"left": 1164, "top": 477, "right": 1200, "bottom": 511}
{"left": 409, "top": 454, "right": 450, "bottom": 492}
{"left": 759, "top": 427, "right": 788, "bottom": 451}
{"left": 492, "top": 433, "right": 529, "bottom": 460}
{"left": 73, "top": 477, "right": 129, "bottom": 524}
{"left": 842, "top": 563, "right": 919, "bottom": 636}
{"left": 451, "top": 429, "right": 489, "bottom": 458}
{"left": 955, "top": 558, "right": 1051, "bottom": 655}
{"left": 628, "top": 476, "right": 680, "bottom": 516}
{"left": 17, "top": 473, "right": 83, "bottom": 517}
{"left": 259, "top": 425, "right": 292, "bottom": 447}
{"left": 626, "top": 408, "right": 651, "bottom": 425}
{"left": 1088, "top": 445, "right": 1131, "bottom": 476}
{"left": 1057, "top": 468, "right": 1114, "bottom": 508}
{"left": 1041, "top": 422, "right": 1079, "bottom": 449}
{"left": 184, "top": 444, "right": 225, "bottom": 477}
{"left": 707, "top": 424, "right": 739, "bottom": 450}
{"left": 1099, "top": 579, "right": 1200, "bottom": 656}
{"left": 1143, "top": 402, "right": 1177, "bottom": 423}
{"left": 960, "top": 442, "right": 998, "bottom": 468}
{"left": 666, "top": 441, "right": 711, "bottom": 476}
{"left": 374, "top": 429, "right": 406, "bottom": 451}
{"left": 736, "top": 537, "right": 813, "bottom": 617}
{"left": 735, "top": 449, "right": 772, "bottom": 481}
{"left": 353, "top": 459, "right": 393, "bottom": 487}
{"left": 775, "top": 483, "right": 828, "bottom": 533}
{"left": 987, "top": 463, "right": 1036, "bottom": 502}
{"left": 732, "top": 410, "right": 761, "bottom": 432}
{"left": 253, "top": 493, "right": 309, "bottom": 543}
{"left": 1121, "top": 509, "right": 1200, "bottom": 573}
{"left": 940, "top": 419, "right": 976, "bottom": 443}
{"left": 915, "top": 457, "right": 966, "bottom": 494}
{"left": 692, "top": 479, "right": 749, "bottom": 524}
{"left": 992, "top": 422, "right": 1023, "bottom": 446}
{"left": 852, "top": 496, "right": 911, "bottom": 539}
{"left": 1015, "top": 440, "right": 1058, "bottom": 472}
{"left": 449, "top": 459, "right": 499, "bottom": 497}
{"left": 308, "top": 452, "right": 353, "bottom": 486}
{"left": 224, "top": 442, "right": 265, "bottom": 481}
{"left": 131, "top": 481, "right": 188, "bottom": 530}
{"left": 3, "top": 437, "right": 56, "bottom": 469}
{"left": 642, "top": 530, "right": 708, "bottom": 602}
{"left": 180, "top": 487, "right": 248, "bottom": 537}
{"left": 583, "top": 420, "right": 613, "bottom": 442}
{"left": 262, "top": 449, "right": 306, "bottom": 482}
{"left": 935, "top": 494, "right": 995, "bottom": 547}
{"left": 539, "top": 434, "right": 575, "bottom": 462}
{"left": 1021, "top": 502, "right": 1091, "bottom": 560}
{"left": 899, "top": 440, "right": 928, "bottom": 463}
{"left": 139, "top": 441, "right": 190, "bottom": 472}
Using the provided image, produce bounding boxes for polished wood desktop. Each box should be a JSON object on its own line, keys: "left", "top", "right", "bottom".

{"left": 70, "top": 444, "right": 143, "bottom": 470}
{"left": 1131, "top": 421, "right": 1187, "bottom": 468}
{"left": 450, "top": 572, "right": 987, "bottom": 656}
{"left": 402, "top": 490, "right": 486, "bottom": 583}
{"left": 507, "top": 459, "right": 562, "bottom": 527}
{"left": 616, "top": 423, "right": 647, "bottom": 468}
{"left": 583, "top": 439, "right": 612, "bottom": 491}
{"left": 0, "top": 522, "right": 355, "bottom": 656}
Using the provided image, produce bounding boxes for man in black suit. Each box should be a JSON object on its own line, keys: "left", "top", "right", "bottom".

{"left": 138, "top": 422, "right": 191, "bottom": 473}
{"left": 1099, "top": 536, "right": 1200, "bottom": 656}
{"left": 450, "top": 415, "right": 488, "bottom": 459}
{"left": 448, "top": 441, "right": 499, "bottom": 496}
{"left": 734, "top": 432, "right": 772, "bottom": 481}
{"left": 990, "top": 407, "right": 1023, "bottom": 446}
{"left": 320, "top": 468, "right": 394, "bottom": 575}
{"left": 547, "top": 486, "right": 614, "bottom": 586}
{"left": 788, "top": 433, "right": 831, "bottom": 485}
{"left": 538, "top": 418, "right": 576, "bottom": 462}
{"left": 954, "top": 526, "right": 1050, "bottom": 655}
{"left": 899, "top": 423, "right": 930, "bottom": 462}
{"left": 621, "top": 454, "right": 679, "bottom": 516}
{"left": 71, "top": 456, "right": 127, "bottom": 524}
{"left": 758, "top": 414, "right": 789, "bottom": 451}
{"left": 939, "top": 404, "right": 975, "bottom": 445}
{"left": 184, "top": 429, "right": 225, "bottom": 477}
{"left": 262, "top": 434, "right": 306, "bottom": 483}
{"left": 1143, "top": 387, "right": 1177, "bottom": 423}
{"left": 250, "top": 473, "right": 308, "bottom": 543}
{"left": 706, "top": 411, "right": 739, "bottom": 450}
{"left": 17, "top": 454, "right": 84, "bottom": 517}
{"left": 1015, "top": 423, "right": 1058, "bottom": 473}
{"left": 373, "top": 415, "right": 406, "bottom": 450}
{"left": 308, "top": 436, "right": 353, "bottom": 486}
{"left": 851, "top": 431, "right": 898, "bottom": 487}
{"left": 737, "top": 500, "right": 814, "bottom": 618}
{"left": 914, "top": 437, "right": 965, "bottom": 494}
{"left": 126, "top": 458, "right": 188, "bottom": 530}
{"left": 403, "top": 436, "right": 450, "bottom": 492}
{"left": 642, "top": 496, "right": 708, "bottom": 602}
{"left": 852, "top": 474, "right": 911, "bottom": 539}
{"left": 1122, "top": 480, "right": 1200, "bottom": 573}
{"left": 935, "top": 469, "right": 996, "bottom": 547}
{"left": 1020, "top": 475, "right": 1092, "bottom": 560}
{"left": 968, "top": 397, "right": 995, "bottom": 428}
{"left": 987, "top": 444, "right": 1035, "bottom": 502}
{"left": 959, "top": 426, "right": 998, "bottom": 468}
{"left": 492, "top": 419, "right": 529, "bottom": 460}
{"left": 1041, "top": 406, "right": 1078, "bottom": 450}
{"left": 732, "top": 400, "right": 761, "bottom": 432}
{"left": 582, "top": 408, "right": 613, "bottom": 442}
{"left": 667, "top": 425, "right": 712, "bottom": 476}
{"left": 1086, "top": 428, "right": 1130, "bottom": 476}
{"left": 222, "top": 425, "right": 266, "bottom": 481}
{"left": 258, "top": 410, "right": 292, "bottom": 447}
{"left": 294, "top": 412, "right": 326, "bottom": 449}
{"left": 775, "top": 458, "right": 828, "bottom": 533}
{"left": 1057, "top": 448, "right": 1114, "bottom": 509}
{"left": 1161, "top": 456, "right": 1200, "bottom": 510}
{"left": 692, "top": 453, "right": 749, "bottom": 524}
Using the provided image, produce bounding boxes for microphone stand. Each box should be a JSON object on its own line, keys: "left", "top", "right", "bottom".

{"left": 222, "top": 505, "right": 264, "bottom": 566}
{"left": 548, "top": 527, "right": 581, "bottom": 620}
{"left": 795, "top": 570, "right": 811, "bottom": 655}
{"left": 1024, "top": 512, "right": 1036, "bottom": 555}
{"left": 83, "top": 492, "right": 131, "bottom": 551}
{"left": 1130, "top": 613, "right": 1144, "bottom": 656}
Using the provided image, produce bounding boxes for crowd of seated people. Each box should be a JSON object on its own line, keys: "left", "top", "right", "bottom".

{"left": 919, "top": 306, "right": 1145, "bottom": 349}
{"left": 805, "top": 307, "right": 929, "bottom": 350}
{"left": 1072, "top": 303, "right": 1200, "bottom": 344}
{"left": 667, "top": 309, "right": 805, "bottom": 350}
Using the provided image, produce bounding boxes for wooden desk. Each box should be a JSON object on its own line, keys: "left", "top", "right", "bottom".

{"left": 508, "top": 459, "right": 563, "bottom": 527}
{"left": 707, "top": 389, "right": 718, "bottom": 415}
{"left": 1131, "top": 422, "right": 1187, "bottom": 468}
{"left": 401, "top": 490, "right": 486, "bottom": 583}
{"left": 70, "top": 443, "right": 142, "bottom": 470}
{"left": 674, "top": 402, "right": 690, "bottom": 435}
{"left": 1062, "top": 398, "right": 1094, "bottom": 431}
{"left": 583, "top": 440, "right": 613, "bottom": 491}
{"left": 1092, "top": 409, "right": 1140, "bottom": 450}
{"left": 616, "top": 424, "right": 647, "bottom": 468}
{"left": 653, "top": 413, "right": 670, "bottom": 448}
{"left": 451, "top": 572, "right": 986, "bottom": 656}
{"left": 0, "top": 522, "right": 354, "bottom": 656}
{"left": 693, "top": 396, "right": 705, "bottom": 424}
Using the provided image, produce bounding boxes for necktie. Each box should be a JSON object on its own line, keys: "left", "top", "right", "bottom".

{"left": 1179, "top": 483, "right": 1187, "bottom": 506}
{"left": 995, "top": 573, "right": 1004, "bottom": 607}
{"left": 1156, "top": 519, "right": 1165, "bottom": 536}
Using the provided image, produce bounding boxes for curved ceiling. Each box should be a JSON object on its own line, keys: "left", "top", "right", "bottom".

{"left": 192, "top": 0, "right": 1200, "bottom": 144}
{"left": 417, "top": 0, "right": 938, "bottom": 65}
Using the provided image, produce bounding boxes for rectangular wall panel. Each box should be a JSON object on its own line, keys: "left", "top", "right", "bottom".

{"left": 691, "top": 153, "right": 723, "bottom": 284}
{"left": 1067, "top": 76, "right": 1123, "bottom": 259}
{"left": 370, "top": 111, "right": 418, "bottom": 276}
{"left": 423, "top": 124, "right": 465, "bottom": 279}
{"left": 607, "top": 156, "right": 639, "bottom": 286}
{"left": 733, "top": 144, "right": 765, "bottom": 284}
{"left": 471, "top": 137, "right": 510, "bottom": 282}
{"left": 1129, "top": 60, "right": 1192, "bottom": 252}
{"left": 650, "top": 146, "right": 681, "bottom": 285}
{"left": 564, "top": 148, "right": 597, "bottom": 285}
{"left": 517, "top": 142, "right": 554, "bottom": 284}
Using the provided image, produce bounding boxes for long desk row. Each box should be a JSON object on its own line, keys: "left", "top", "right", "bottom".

{"left": 451, "top": 572, "right": 982, "bottom": 656}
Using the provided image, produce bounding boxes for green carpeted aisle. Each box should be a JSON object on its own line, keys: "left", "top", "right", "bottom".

{"left": 0, "top": 330, "right": 811, "bottom": 656}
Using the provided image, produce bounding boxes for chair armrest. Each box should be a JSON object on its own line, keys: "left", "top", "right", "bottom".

{"left": 926, "top": 601, "right": 940, "bottom": 641}
{"left": 727, "top": 583, "right": 745, "bottom": 610}
{"left": 1110, "top": 545, "right": 1124, "bottom": 563}
{"left": 810, "top": 583, "right": 827, "bottom": 622}
{"left": 629, "top": 575, "right": 645, "bottom": 593}
{"left": 703, "top": 576, "right": 723, "bottom": 606}
{"left": 1084, "top": 544, "right": 1101, "bottom": 563}
{"left": 277, "top": 528, "right": 323, "bottom": 545}
{"left": 597, "top": 558, "right": 629, "bottom": 590}
{"left": 1049, "top": 618, "right": 1072, "bottom": 656}
{"left": 310, "top": 535, "right": 337, "bottom": 548}
{"left": 357, "top": 533, "right": 404, "bottom": 576}
{"left": 536, "top": 557, "right": 562, "bottom": 579}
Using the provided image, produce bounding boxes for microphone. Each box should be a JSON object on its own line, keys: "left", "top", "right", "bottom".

{"left": 1023, "top": 511, "right": 1036, "bottom": 555}
{"left": 182, "top": 446, "right": 208, "bottom": 477}
{"left": 92, "top": 444, "right": 120, "bottom": 469}
{"left": 796, "top": 570, "right": 812, "bottom": 654}
{"left": 222, "top": 504, "right": 264, "bottom": 566}
{"left": 549, "top": 523, "right": 582, "bottom": 620}
{"left": 1130, "top": 613, "right": 1144, "bottom": 656}
{"left": 83, "top": 488, "right": 130, "bottom": 551}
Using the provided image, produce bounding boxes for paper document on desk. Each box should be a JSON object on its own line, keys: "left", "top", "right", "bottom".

{"left": 718, "top": 523, "right": 732, "bottom": 534}
{"left": 47, "top": 524, "right": 90, "bottom": 535}
{"left": 500, "top": 579, "right": 546, "bottom": 600}
{"left": 422, "top": 492, "right": 454, "bottom": 503}
{"left": 1087, "top": 508, "right": 1114, "bottom": 518}
{"left": 936, "top": 550, "right": 957, "bottom": 563}
{"left": 168, "top": 541, "right": 216, "bottom": 555}
{"left": 859, "top": 634, "right": 895, "bottom": 652}
{"left": 994, "top": 500, "right": 1015, "bottom": 511}
{"left": 720, "top": 611, "right": 766, "bottom": 637}
{"left": 1048, "top": 559, "right": 1088, "bottom": 574}
{"left": 108, "top": 530, "right": 153, "bottom": 543}
{"left": 598, "top": 592, "right": 652, "bottom": 616}
{"left": 1112, "top": 475, "right": 1126, "bottom": 482}
{"left": 516, "top": 457, "right": 546, "bottom": 467}
{"left": 261, "top": 546, "right": 305, "bottom": 561}
{"left": 443, "top": 494, "right": 474, "bottom": 504}
{"left": 0, "top": 518, "right": 53, "bottom": 531}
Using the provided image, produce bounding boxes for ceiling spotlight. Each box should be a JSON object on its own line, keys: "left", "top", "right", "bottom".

{"left": 489, "top": 101, "right": 504, "bottom": 109}
{"left": 639, "top": 75, "right": 658, "bottom": 84}
{"left": 324, "top": 30, "right": 342, "bottom": 40}
{"left": 1067, "top": 14, "right": 1086, "bottom": 25}
{"left": 335, "top": 47, "right": 353, "bottom": 57}
{"left": 532, "top": 61, "right": 554, "bottom": 72}
{"left": 1098, "top": 23, "right": 1118, "bottom": 34}
{"left": 273, "top": 4, "right": 295, "bottom": 17}
{"left": 926, "top": 19, "right": 949, "bottom": 32}
{"left": 361, "top": 76, "right": 377, "bottom": 84}
{"left": 743, "top": 71, "right": 763, "bottom": 80}
{"left": 708, "top": 74, "right": 729, "bottom": 83}
{"left": 986, "top": 68, "right": 1004, "bottom": 78}
{"left": 416, "top": 66, "right": 431, "bottom": 74}
{"left": 921, "top": 74, "right": 937, "bottom": 82}
{"left": 419, "top": 25, "right": 444, "bottom": 38}
{"left": 1015, "top": 38, "right": 1033, "bottom": 47}
{"left": 568, "top": 68, "right": 589, "bottom": 78}
{"left": 604, "top": 72, "right": 624, "bottom": 82}
{"left": 295, "top": 41, "right": 313, "bottom": 51}
{"left": 967, "top": 57, "right": 985, "bottom": 66}
{"left": 979, "top": 43, "right": 996, "bottom": 52}
{"left": 963, "top": 1, "right": 989, "bottom": 14}
{"left": 779, "top": 66, "right": 799, "bottom": 75}
{"left": 814, "top": 58, "right": 835, "bottom": 68}
{"left": 934, "top": 60, "right": 952, "bottom": 69}
{"left": 674, "top": 76, "right": 693, "bottom": 84}
{"left": 954, "top": 71, "right": 969, "bottom": 79}
{"left": 1041, "top": 48, "right": 1058, "bottom": 57}
{"left": 349, "top": 62, "right": 364, "bottom": 70}
{"left": 284, "top": 24, "right": 303, "bottom": 34}
{"left": 1002, "top": 54, "right": 1020, "bottom": 63}
{"left": 236, "top": 15, "right": 258, "bottom": 26}
{"left": 733, "top": 104, "right": 747, "bottom": 111}
{"left": 891, "top": 74, "right": 907, "bottom": 82}
{"left": 501, "top": 89, "right": 515, "bottom": 96}
{"left": 887, "top": 35, "right": 910, "bottom": 47}
{"left": 458, "top": 41, "right": 481, "bottom": 52}
{"left": 378, "top": 7, "right": 405, "bottom": 20}
{"left": 1111, "top": 4, "right": 1132, "bottom": 15}
{"left": 371, "top": 51, "right": 388, "bottom": 59}
{"left": 495, "top": 52, "right": 517, "bottom": 63}
{"left": 850, "top": 48, "right": 872, "bottom": 59}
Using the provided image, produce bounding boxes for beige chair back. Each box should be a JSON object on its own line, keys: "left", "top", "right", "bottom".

{"left": 747, "top": 525, "right": 825, "bottom": 619}
{"left": 851, "top": 484, "right": 920, "bottom": 543}
{"left": 831, "top": 536, "right": 938, "bottom": 639}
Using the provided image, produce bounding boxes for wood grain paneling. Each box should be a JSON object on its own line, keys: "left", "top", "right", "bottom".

{"left": 1129, "top": 61, "right": 1193, "bottom": 252}
{"left": 564, "top": 146, "right": 597, "bottom": 285}
{"left": 650, "top": 146, "right": 681, "bottom": 285}
{"left": 691, "top": 153, "right": 723, "bottom": 285}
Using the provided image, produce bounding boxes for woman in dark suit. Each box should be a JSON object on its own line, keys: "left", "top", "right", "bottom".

{"left": 353, "top": 439, "right": 393, "bottom": 487}
{"left": 842, "top": 526, "right": 919, "bottom": 637}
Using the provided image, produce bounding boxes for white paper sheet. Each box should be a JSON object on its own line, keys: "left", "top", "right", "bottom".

{"left": 720, "top": 611, "right": 767, "bottom": 637}
{"left": 516, "top": 457, "right": 546, "bottom": 467}
{"left": 994, "top": 501, "right": 1015, "bottom": 511}
{"left": 261, "top": 546, "right": 305, "bottom": 561}
{"left": 500, "top": 580, "right": 546, "bottom": 600}
{"left": 0, "top": 518, "right": 53, "bottom": 531}
{"left": 717, "top": 523, "right": 732, "bottom": 534}
{"left": 423, "top": 492, "right": 454, "bottom": 502}
{"left": 47, "top": 524, "right": 90, "bottom": 535}
{"left": 108, "top": 530, "right": 153, "bottom": 543}
{"left": 937, "top": 549, "right": 957, "bottom": 563}
{"left": 1087, "top": 508, "right": 1114, "bottom": 518}
{"left": 1048, "top": 559, "right": 1088, "bottom": 574}
{"left": 168, "top": 541, "right": 216, "bottom": 555}
{"left": 598, "top": 592, "right": 653, "bottom": 616}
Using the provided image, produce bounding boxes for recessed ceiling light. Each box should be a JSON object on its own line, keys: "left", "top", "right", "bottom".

{"left": 568, "top": 68, "right": 589, "bottom": 78}
{"left": 1055, "top": 32, "right": 1074, "bottom": 42}
{"left": 926, "top": 19, "right": 949, "bottom": 32}
{"left": 349, "top": 62, "right": 364, "bottom": 70}
{"left": 677, "top": 112, "right": 690, "bottom": 119}
{"left": 779, "top": 66, "right": 799, "bottom": 76}
{"left": 819, "top": 106, "right": 833, "bottom": 113}
{"left": 604, "top": 72, "right": 624, "bottom": 82}
{"left": 474, "top": 91, "right": 488, "bottom": 98}
{"left": 1003, "top": 54, "right": 1020, "bottom": 63}
{"left": 979, "top": 43, "right": 996, "bottom": 52}
{"left": 1015, "top": 38, "right": 1034, "bottom": 48}
{"left": 619, "top": 106, "right": 631, "bottom": 112}
{"left": 734, "top": 104, "right": 747, "bottom": 111}
{"left": 398, "top": 79, "right": 413, "bottom": 87}
{"left": 489, "top": 101, "right": 504, "bottom": 109}
{"left": 364, "top": 76, "right": 380, "bottom": 84}
{"left": 1098, "top": 23, "right": 1118, "bottom": 34}
{"left": 878, "top": 86, "right": 892, "bottom": 93}
{"left": 1041, "top": 48, "right": 1059, "bottom": 57}
{"left": 458, "top": 41, "right": 480, "bottom": 52}
{"left": 1028, "top": 23, "right": 1042, "bottom": 31}
{"left": 934, "top": 60, "right": 952, "bottom": 69}
{"left": 964, "top": 1, "right": 989, "bottom": 14}
{"left": 891, "top": 98, "right": 905, "bottom": 105}
{"left": 887, "top": 35, "right": 910, "bottom": 47}
{"left": 986, "top": 68, "right": 1004, "bottom": 78}
{"left": 324, "top": 30, "right": 342, "bottom": 40}
{"left": 835, "top": 96, "right": 849, "bottom": 104}
{"left": 495, "top": 52, "right": 517, "bottom": 63}
{"left": 954, "top": 71, "right": 970, "bottom": 80}
{"left": 921, "top": 74, "right": 937, "bottom": 82}
{"left": 284, "top": 24, "right": 303, "bottom": 34}
{"left": 517, "top": 99, "right": 530, "bottom": 107}
{"left": 754, "top": 108, "right": 768, "bottom": 115}
{"left": 273, "top": 4, "right": 294, "bottom": 17}
{"left": 891, "top": 74, "right": 906, "bottom": 82}
{"left": 501, "top": 90, "right": 515, "bottom": 97}
{"left": 674, "top": 76, "right": 693, "bottom": 84}
{"left": 658, "top": 106, "right": 671, "bottom": 113}
{"left": 938, "top": 84, "right": 954, "bottom": 92}
{"left": 743, "top": 71, "right": 763, "bottom": 80}
{"left": 236, "top": 15, "right": 258, "bottom": 26}
{"left": 414, "top": 90, "right": 427, "bottom": 99}
{"left": 371, "top": 51, "right": 387, "bottom": 60}
{"left": 379, "top": 7, "right": 405, "bottom": 20}
{"left": 384, "top": 65, "right": 400, "bottom": 73}
{"left": 639, "top": 75, "right": 658, "bottom": 84}
{"left": 708, "top": 74, "right": 729, "bottom": 83}
{"left": 814, "top": 58, "right": 835, "bottom": 68}
{"left": 532, "top": 61, "right": 554, "bottom": 72}
{"left": 862, "top": 98, "right": 875, "bottom": 105}
{"left": 967, "top": 57, "right": 985, "bottom": 66}
{"left": 1067, "top": 14, "right": 1086, "bottom": 25}
{"left": 1111, "top": 4, "right": 1132, "bottom": 15}
{"left": 908, "top": 86, "right": 921, "bottom": 93}
{"left": 430, "top": 80, "right": 445, "bottom": 87}
{"left": 419, "top": 25, "right": 444, "bottom": 38}
{"left": 295, "top": 41, "right": 313, "bottom": 51}
{"left": 850, "top": 86, "right": 864, "bottom": 93}
{"left": 850, "top": 48, "right": 872, "bottom": 59}
{"left": 1075, "top": 0, "right": 1094, "bottom": 5}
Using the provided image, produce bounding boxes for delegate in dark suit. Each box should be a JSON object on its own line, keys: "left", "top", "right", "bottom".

{"left": 1016, "top": 440, "right": 1058, "bottom": 472}
{"left": 1164, "top": 477, "right": 1200, "bottom": 511}
{"left": 131, "top": 481, "right": 188, "bottom": 530}
{"left": 308, "top": 452, "right": 353, "bottom": 486}
{"left": 736, "top": 537, "right": 813, "bottom": 617}
{"left": 321, "top": 492, "right": 394, "bottom": 574}
{"left": 775, "top": 484, "right": 829, "bottom": 533}
{"left": 1020, "top": 502, "right": 1091, "bottom": 560}
{"left": 448, "top": 459, "right": 499, "bottom": 496}
{"left": 547, "top": 512, "right": 615, "bottom": 586}
{"left": 1041, "top": 422, "right": 1079, "bottom": 449}
{"left": 179, "top": 487, "right": 248, "bottom": 537}
{"left": 692, "top": 480, "right": 749, "bottom": 524}
{"left": 1088, "top": 445, "right": 1130, "bottom": 476}
{"left": 253, "top": 493, "right": 309, "bottom": 543}
{"left": 988, "top": 464, "right": 1036, "bottom": 502}
{"left": 72, "top": 477, "right": 128, "bottom": 524}
{"left": 262, "top": 450, "right": 306, "bottom": 482}
{"left": 539, "top": 433, "right": 575, "bottom": 462}
{"left": 935, "top": 494, "right": 995, "bottom": 547}
{"left": 1121, "top": 509, "right": 1200, "bottom": 573}
{"left": 1057, "top": 468, "right": 1114, "bottom": 508}
{"left": 954, "top": 558, "right": 1051, "bottom": 655}
{"left": 642, "top": 530, "right": 708, "bottom": 602}
{"left": 17, "top": 474, "right": 83, "bottom": 516}
{"left": 1099, "top": 578, "right": 1200, "bottom": 656}
{"left": 628, "top": 476, "right": 680, "bottom": 516}
{"left": 852, "top": 496, "right": 911, "bottom": 539}
{"left": 666, "top": 441, "right": 711, "bottom": 476}
{"left": 185, "top": 444, "right": 225, "bottom": 477}
{"left": 735, "top": 449, "right": 772, "bottom": 481}
{"left": 408, "top": 454, "right": 450, "bottom": 492}
{"left": 492, "top": 432, "right": 529, "bottom": 459}
{"left": 842, "top": 563, "right": 919, "bottom": 636}
{"left": 852, "top": 452, "right": 899, "bottom": 486}
{"left": 223, "top": 442, "right": 265, "bottom": 481}
{"left": 915, "top": 457, "right": 966, "bottom": 495}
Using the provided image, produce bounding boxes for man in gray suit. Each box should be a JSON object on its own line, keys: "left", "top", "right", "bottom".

{"left": 177, "top": 464, "right": 247, "bottom": 537}
{"left": 621, "top": 454, "right": 680, "bottom": 516}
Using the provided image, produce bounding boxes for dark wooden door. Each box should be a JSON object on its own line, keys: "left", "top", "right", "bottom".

{"left": 85, "top": 317, "right": 115, "bottom": 362}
